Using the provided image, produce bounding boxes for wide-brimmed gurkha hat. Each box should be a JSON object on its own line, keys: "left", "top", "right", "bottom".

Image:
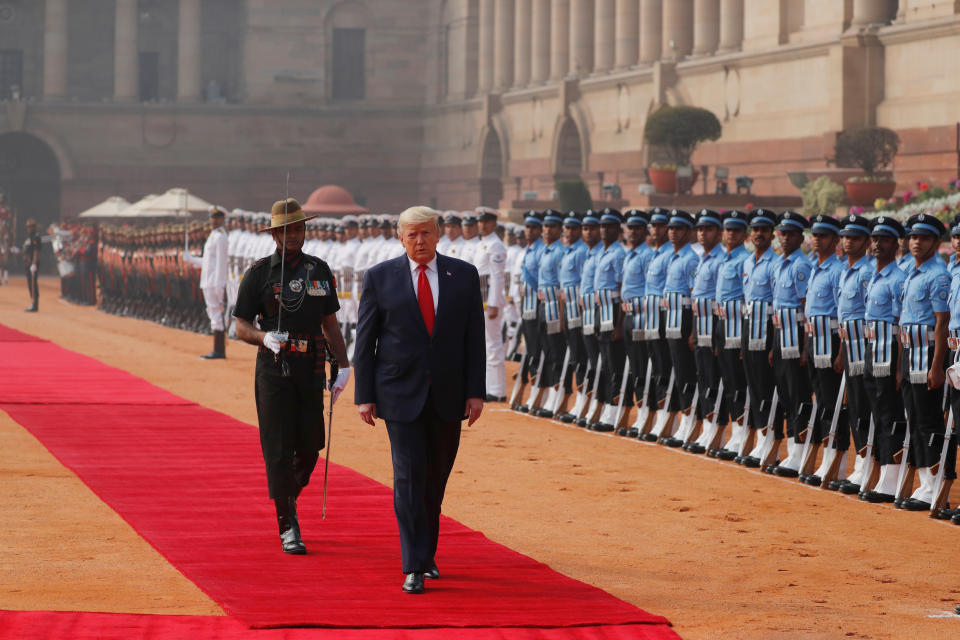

{"left": 260, "top": 198, "right": 317, "bottom": 232}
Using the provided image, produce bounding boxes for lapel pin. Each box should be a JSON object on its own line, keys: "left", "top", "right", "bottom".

{"left": 446, "top": 271, "right": 451, "bottom": 276}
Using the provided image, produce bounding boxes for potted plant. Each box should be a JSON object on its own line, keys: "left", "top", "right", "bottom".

{"left": 644, "top": 105, "right": 722, "bottom": 193}
{"left": 834, "top": 126, "right": 900, "bottom": 206}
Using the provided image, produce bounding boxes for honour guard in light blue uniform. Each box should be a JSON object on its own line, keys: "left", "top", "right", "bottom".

{"left": 861, "top": 216, "right": 909, "bottom": 503}
{"left": 574, "top": 211, "right": 604, "bottom": 426}
{"left": 533, "top": 210, "right": 568, "bottom": 416}
{"left": 589, "top": 209, "right": 628, "bottom": 431}
{"left": 639, "top": 208, "right": 675, "bottom": 440}
{"left": 896, "top": 213, "right": 951, "bottom": 511}
{"left": 514, "top": 211, "right": 545, "bottom": 406}
{"left": 659, "top": 209, "right": 700, "bottom": 446}
{"left": 709, "top": 211, "right": 752, "bottom": 460}
{"left": 555, "top": 212, "right": 590, "bottom": 420}
{"left": 738, "top": 209, "right": 780, "bottom": 466}
{"left": 619, "top": 210, "right": 653, "bottom": 436}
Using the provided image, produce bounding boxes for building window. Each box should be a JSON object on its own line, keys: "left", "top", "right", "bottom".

{"left": 332, "top": 28, "right": 365, "bottom": 101}
{"left": 139, "top": 52, "right": 159, "bottom": 102}
{"left": 0, "top": 50, "right": 23, "bottom": 100}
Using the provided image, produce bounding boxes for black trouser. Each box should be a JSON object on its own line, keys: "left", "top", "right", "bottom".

{"left": 520, "top": 316, "right": 542, "bottom": 383}
{"left": 900, "top": 343, "right": 954, "bottom": 474}
{"left": 648, "top": 313, "right": 674, "bottom": 410}
{"left": 865, "top": 348, "right": 906, "bottom": 464}
{"left": 715, "top": 318, "right": 747, "bottom": 426}
{"left": 694, "top": 338, "right": 722, "bottom": 422}
{"left": 26, "top": 268, "right": 38, "bottom": 308}
{"left": 843, "top": 365, "right": 870, "bottom": 453}
{"left": 772, "top": 322, "right": 811, "bottom": 442}
{"left": 385, "top": 389, "right": 462, "bottom": 574}
{"left": 254, "top": 356, "right": 325, "bottom": 499}
{"left": 538, "top": 303, "right": 566, "bottom": 388}
{"left": 582, "top": 325, "right": 602, "bottom": 398}
{"left": 808, "top": 333, "right": 842, "bottom": 443}
{"left": 597, "top": 305, "right": 626, "bottom": 405}
{"left": 666, "top": 308, "right": 697, "bottom": 411}
{"left": 741, "top": 316, "right": 776, "bottom": 429}
{"left": 624, "top": 313, "right": 648, "bottom": 406}
{"left": 562, "top": 323, "right": 586, "bottom": 394}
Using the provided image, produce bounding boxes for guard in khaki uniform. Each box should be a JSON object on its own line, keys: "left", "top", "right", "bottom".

{"left": 474, "top": 208, "right": 508, "bottom": 401}
{"left": 234, "top": 198, "right": 350, "bottom": 555}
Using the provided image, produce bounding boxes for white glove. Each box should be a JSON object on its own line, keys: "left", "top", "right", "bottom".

{"left": 29, "top": 264, "right": 37, "bottom": 274}
{"left": 329, "top": 367, "right": 351, "bottom": 405}
{"left": 948, "top": 362, "right": 960, "bottom": 390}
{"left": 262, "top": 332, "right": 284, "bottom": 355}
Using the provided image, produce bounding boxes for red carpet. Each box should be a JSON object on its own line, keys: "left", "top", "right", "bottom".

{"left": 0, "top": 324, "right": 677, "bottom": 637}
{"left": 0, "top": 611, "right": 679, "bottom": 639}
{"left": 0, "top": 323, "right": 46, "bottom": 341}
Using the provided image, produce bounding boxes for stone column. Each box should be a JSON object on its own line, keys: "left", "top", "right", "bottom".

{"left": 569, "top": 0, "right": 594, "bottom": 74}
{"left": 850, "top": 0, "right": 895, "bottom": 27}
{"left": 43, "top": 0, "right": 67, "bottom": 99}
{"left": 478, "top": 0, "right": 495, "bottom": 92}
{"left": 615, "top": 0, "right": 639, "bottom": 69}
{"left": 638, "top": 0, "right": 662, "bottom": 64}
{"left": 531, "top": 0, "right": 551, "bottom": 83}
{"left": 717, "top": 0, "right": 743, "bottom": 53}
{"left": 114, "top": 0, "right": 139, "bottom": 101}
{"left": 177, "top": 0, "right": 202, "bottom": 102}
{"left": 594, "top": 0, "right": 616, "bottom": 72}
{"left": 494, "top": 0, "right": 516, "bottom": 89}
{"left": 550, "top": 0, "right": 570, "bottom": 80}
{"left": 661, "top": 0, "right": 693, "bottom": 61}
{"left": 692, "top": 0, "right": 719, "bottom": 56}
{"left": 514, "top": 0, "right": 532, "bottom": 86}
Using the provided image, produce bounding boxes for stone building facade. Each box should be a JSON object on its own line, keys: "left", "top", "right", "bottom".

{"left": 0, "top": 0, "right": 958, "bottom": 235}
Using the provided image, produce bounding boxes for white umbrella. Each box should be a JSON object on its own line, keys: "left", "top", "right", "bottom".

{"left": 77, "top": 196, "right": 131, "bottom": 219}
{"left": 114, "top": 194, "right": 160, "bottom": 218}
{"left": 135, "top": 187, "right": 213, "bottom": 218}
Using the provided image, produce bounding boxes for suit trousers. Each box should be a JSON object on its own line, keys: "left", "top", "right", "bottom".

{"left": 385, "top": 392, "right": 462, "bottom": 574}
{"left": 864, "top": 348, "right": 906, "bottom": 465}
{"left": 26, "top": 269, "right": 39, "bottom": 307}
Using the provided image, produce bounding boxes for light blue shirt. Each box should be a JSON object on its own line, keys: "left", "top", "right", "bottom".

{"left": 691, "top": 243, "right": 724, "bottom": 300}
{"left": 742, "top": 247, "right": 779, "bottom": 303}
{"left": 644, "top": 241, "right": 674, "bottom": 297}
{"left": 580, "top": 243, "right": 602, "bottom": 296}
{"left": 664, "top": 243, "right": 700, "bottom": 295}
{"left": 900, "top": 254, "right": 951, "bottom": 326}
{"left": 559, "top": 239, "right": 589, "bottom": 289}
{"left": 948, "top": 261, "right": 960, "bottom": 331}
{"left": 805, "top": 253, "right": 844, "bottom": 318}
{"left": 897, "top": 253, "right": 914, "bottom": 275}
{"left": 537, "top": 239, "right": 565, "bottom": 290}
{"left": 621, "top": 243, "right": 655, "bottom": 300}
{"left": 836, "top": 254, "right": 873, "bottom": 322}
{"left": 521, "top": 238, "right": 545, "bottom": 290}
{"left": 866, "top": 261, "right": 907, "bottom": 324}
{"left": 773, "top": 249, "right": 812, "bottom": 309}
{"left": 715, "top": 244, "right": 750, "bottom": 303}
{"left": 594, "top": 241, "right": 626, "bottom": 291}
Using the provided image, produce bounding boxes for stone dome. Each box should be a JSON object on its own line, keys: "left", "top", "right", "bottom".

{"left": 302, "top": 185, "right": 369, "bottom": 216}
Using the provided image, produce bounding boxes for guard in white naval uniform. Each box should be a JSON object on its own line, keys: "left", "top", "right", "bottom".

{"left": 183, "top": 206, "right": 230, "bottom": 359}
{"left": 437, "top": 210, "right": 459, "bottom": 254}
{"left": 339, "top": 216, "right": 361, "bottom": 353}
{"left": 459, "top": 213, "right": 481, "bottom": 264}
{"left": 474, "top": 208, "right": 508, "bottom": 400}
{"left": 505, "top": 225, "right": 525, "bottom": 357}
{"left": 442, "top": 212, "right": 465, "bottom": 257}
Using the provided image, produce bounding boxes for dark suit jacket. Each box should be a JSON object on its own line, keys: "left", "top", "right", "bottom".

{"left": 353, "top": 253, "right": 486, "bottom": 423}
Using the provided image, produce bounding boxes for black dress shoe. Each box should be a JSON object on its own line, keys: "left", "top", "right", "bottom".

{"left": 24, "top": 306, "right": 37, "bottom": 313}
{"left": 893, "top": 498, "right": 904, "bottom": 508}
{"left": 902, "top": 497, "right": 931, "bottom": 511}
{"left": 773, "top": 466, "right": 799, "bottom": 478}
{"left": 484, "top": 394, "right": 506, "bottom": 402}
{"left": 517, "top": 405, "right": 529, "bottom": 413}
{"left": 592, "top": 422, "right": 615, "bottom": 433}
{"left": 625, "top": 427, "right": 639, "bottom": 438}
{"left": 538, "top": 409, "right": 555, "bottom": 419}
{"left": 687, "top": 443, "right": 707, "bottom": 455}
{"left": 839, "top": 480, "right": 861, "bottom": 495}
{"left": 201, "top": 351, "right": 225, "bottom": 359}
{"left": 661, "top": 437, "right": 684, "bottom": 448}
{"left": 615, "top": 427, "right": 628, "bottom": 437}
{"left": 425, "top": 562, "right": 440, "bottom": 580}
{"left": 826, "top": 480, "right": 843, "bottom": 492}
{"left": 716, "top": 449, "right": 737, "bottom": 461}
{"left": 402, "top": 573, "right": 425, "bottom": 594}
{"left": 641, "top": 433, "right": 659, "bottom": 442}
{"left": 863, "top": 490, "right": 895, "bottom": 504}
{"left": 742, "top": 456, "right": 761, "bottom": 468}
{"left": 574, "top": 418, "right": 587, "bottom": 427}
{"left": 557, "top": 413, "right": 575, "bottom": 423}
{"left": 952, "top": 513, "right": 960, "bottom": 525}
{"left": 805, "top": 475, "right": 823, "bottom": 487}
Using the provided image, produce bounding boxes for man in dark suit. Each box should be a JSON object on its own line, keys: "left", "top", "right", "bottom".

{"left": 354, "top": 205, "right": 486, "bottom": 594}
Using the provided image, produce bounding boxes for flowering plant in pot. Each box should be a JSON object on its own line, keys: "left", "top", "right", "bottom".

{"left": 644, "top": 105, "right": 722, "bottom": 193}
{"left": 834, "top": 126, "right": 900, "bottom": 205}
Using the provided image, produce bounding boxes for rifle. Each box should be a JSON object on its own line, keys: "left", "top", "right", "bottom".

{"left": 508, "top": 351, "right": 529, "bottom": 409}
{"left": 611, "top": 357, "right": 632, "bottom": 433}
{"left": 797, "top": 398, "right": 820, "bottom": 479}
{"left": 670, "top": 384, "right": 700, "bottom": 447}
{"left": 930, "top": 405, "right": 956, "bottom": 518}
{"left": 748, "top": 389, "right": 780, "bottom": 469}
{"left": 893, "top": 426, "right": 915, "bottom": 505}
{"left": 579, "top": 353, "right": 604, "bottom": 426}
{"left": 859, "top": 415, "right": 879, "bottom": 498}
{"left": 649, "top": 368, "right": 676, "bottom": 441}
{"left": 630, "top": 360, "right": 654, "bottom": 437}
{"left": 521, "top": 351, "right": 547, "bottom": 412}
{"left": 563, "top": 355, "right": 593, "bottom": 423}
{"left": 821, "top": 380, "right": 855, "bottom": 489}
{"left": 734, "top": 388, "right": 754, "bottom": 459}
{"left": 544, "top": 347, "right": 572, "bottom": 417}
{"left": 810, "top": 373, "right": 847, "bottom": 486}
{"left": 691, "top": 380, "right": 724, "bottom": 453}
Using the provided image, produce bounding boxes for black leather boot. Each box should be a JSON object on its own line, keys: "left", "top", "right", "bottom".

{"left": 275, "top": 496, "right": 306, "bottom": 554}
{"left": 202, "top": 331, "right": 226, "bottom": 359}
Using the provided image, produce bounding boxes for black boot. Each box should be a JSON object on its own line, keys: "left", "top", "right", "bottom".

{"left": 275, "top": 496, "right": 306, "bottom": 554}
{"left": 202, "top": 331, "right": 226, "bottom": 359}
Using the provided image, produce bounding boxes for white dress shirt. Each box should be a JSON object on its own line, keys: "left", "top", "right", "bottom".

{"left": 408, "top": 254, "right": 439, "bottom": 312}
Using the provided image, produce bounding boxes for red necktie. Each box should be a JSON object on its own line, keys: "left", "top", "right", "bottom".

{"left": 417, "top": 265, "right": 435, "bottom": 336}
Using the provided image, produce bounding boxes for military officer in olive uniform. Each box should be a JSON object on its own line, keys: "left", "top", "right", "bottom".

{"left": 234, "top": 198, "right": 350, "bottom": 555}
{"left": 23, "top": 218, "right": 41, "bottom": 312}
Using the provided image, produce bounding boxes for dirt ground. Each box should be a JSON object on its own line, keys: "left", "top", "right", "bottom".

{"left": 2, "top": 278, "right": 960, "bottom": 639}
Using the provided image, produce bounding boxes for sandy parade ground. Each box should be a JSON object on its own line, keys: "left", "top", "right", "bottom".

{"left": 1, "top": 277, "right": 959, "bottom": 639}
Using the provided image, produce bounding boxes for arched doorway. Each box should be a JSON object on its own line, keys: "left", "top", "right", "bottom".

{"left": 0, "top": 132, "right": 61, "bottom": 244}
{"left": 555, "top": 118, "right": 583, "bottom": 179}
{"left": 480, "top": 128, "right": 503, "bottom": 208}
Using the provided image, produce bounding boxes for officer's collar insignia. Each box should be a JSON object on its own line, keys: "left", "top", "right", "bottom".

{"left": 289, "top": 279, "right": 303, "bottom": 292}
